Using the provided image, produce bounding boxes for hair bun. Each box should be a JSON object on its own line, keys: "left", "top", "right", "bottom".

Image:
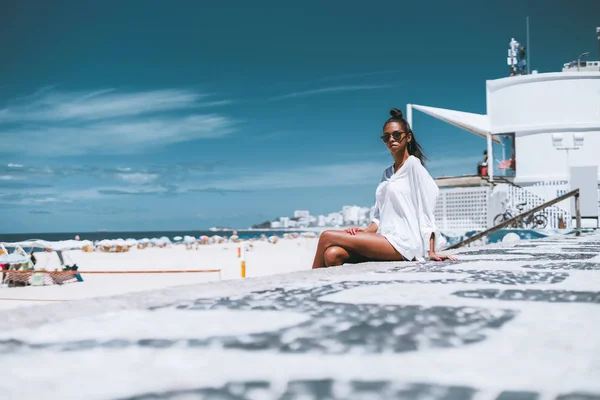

{"left": 389, "top": 108, "right": 403, "bottom": 118}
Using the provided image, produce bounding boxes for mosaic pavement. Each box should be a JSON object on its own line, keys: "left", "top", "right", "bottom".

{"left": 0, "top": 232, "right": 599, "bottom": 400}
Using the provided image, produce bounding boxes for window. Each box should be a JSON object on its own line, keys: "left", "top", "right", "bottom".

{"left": 493, "top": 133, "right": 516, "bottom": 177}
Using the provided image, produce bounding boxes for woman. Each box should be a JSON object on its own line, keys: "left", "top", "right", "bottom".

{"left": 311, "top": 108, "right": 456, "bottom": 269}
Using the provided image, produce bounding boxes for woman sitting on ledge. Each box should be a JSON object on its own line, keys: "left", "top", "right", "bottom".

{"left": 311, "top": 108, "right": 457, "bottom": 269}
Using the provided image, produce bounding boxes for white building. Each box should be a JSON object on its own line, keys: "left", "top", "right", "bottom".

{"left": 407, "top": 41, "right": 600, "bottom": 231}
{"left": 342, "top": 206, "right": 361, "bottom": 225}
{"left": 279, "top": 217, "right": 290, "bottom": 228}
{"left": 317, "top": 215, "right": 327, "bottom": 227}
{"left": 270, "top": 220, "right": 281, "bottom": 229}
{"left": 358, "top": 206, "right": 371, "bottom": 225}
{"left": 409, "top": 71, "right": 600, "bottom": 184}
{"left": 294, "top": 210, "right": 310, "bottom": 219}
{"left": 341, "top": 205, "right": 372, "bottom": 225}
{"left": 326, "top": 212, "right": 344, "bottom": 227}
{"left": 296, "top": 217, "right": 310, "bottom": 228}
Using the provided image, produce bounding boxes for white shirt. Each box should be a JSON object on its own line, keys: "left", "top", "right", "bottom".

{"left": 370, "top": 156, "right": 446, "bottom": 261}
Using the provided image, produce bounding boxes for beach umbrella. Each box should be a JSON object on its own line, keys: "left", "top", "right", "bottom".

{"left": 0, "top": 253, "right": 30, "bottom": 264}
{"left": 210, "top": 235, "right": 223, "bottom": 244}
{"left": 173, "top": 236, "right": 183, "bottom": 242}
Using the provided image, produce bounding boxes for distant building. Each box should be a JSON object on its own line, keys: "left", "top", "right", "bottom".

{"left": 294, "top": 210, "right": 310, "bottom": 219}
{"left": 317, "top": 215, "right": 326, "bottom": 227}
{"left": 296, "top": 217, "right": 310, "bottom": 228}
{"left": 357, "top": 206, "right": 371, "bottom": 225}
{"left": 342, "top": 206, "right": 361, "bottom": 225}
{"left": 326, "top": 212, "right": 344, "bottom": 227}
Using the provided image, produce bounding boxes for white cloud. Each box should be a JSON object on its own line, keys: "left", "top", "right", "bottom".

{"left": 1, "top": 114, "right": 234, "bottom": 155}
{"left": 116, "top": 172, "right": 159, "bottom": 184}
{"left": 201, "top": 161, "right": 387, "bottom": 190}
{"left": 199, "top": 155, "right": 483, "bottom": 191}
{"left": 0, "top": 155, "right": 481, "bottom": 209}
{"left": 268, "top": 84, "right": 394, "bottom": 101}
{"left": 97, "top": 188, "right": 169, "bottom": 196}
{"left": 0, "top": 88, "right": 235, "bottom": 155}
{"left": 0, "top": 191, "right": 66, "bottom": 206}
{"left": 0, "top": 88, "right": 210, "bottom": 122}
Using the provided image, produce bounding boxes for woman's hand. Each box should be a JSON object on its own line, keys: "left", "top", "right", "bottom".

{"left": 344, "top": 227, "right": 364, "bottom": 235}
{"left": 428, "top": 251, "right": 457, "bottom": 261}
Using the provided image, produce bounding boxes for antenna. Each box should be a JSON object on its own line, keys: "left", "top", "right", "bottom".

{"left": 526, "top": 16, "right": 530, "bottom": 74}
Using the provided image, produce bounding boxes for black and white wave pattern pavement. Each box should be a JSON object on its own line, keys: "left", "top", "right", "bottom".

{"left": 0, "top": 233, "right": 599, "bottom": 400}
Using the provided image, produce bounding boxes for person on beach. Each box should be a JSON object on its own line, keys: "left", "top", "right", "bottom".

{"left": 311, "top": 108, "right": 457, "bottom": 269}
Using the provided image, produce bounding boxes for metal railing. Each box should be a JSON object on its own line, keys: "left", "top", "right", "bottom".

{"left": 445, "top": 189, "right": 581, "bottom": 250}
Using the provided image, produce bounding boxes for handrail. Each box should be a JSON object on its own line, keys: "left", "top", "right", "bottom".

{"left": 444, "top": 188, "right": 580, "bottom": 250}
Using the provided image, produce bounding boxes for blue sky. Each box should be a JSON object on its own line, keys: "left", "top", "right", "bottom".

{"left": 0, "top": 0, "right": 598, "bottom": 233}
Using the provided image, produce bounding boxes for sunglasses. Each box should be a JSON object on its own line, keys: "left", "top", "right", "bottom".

{"left": 380, "top": 131, "right": 408, "bottom": 143}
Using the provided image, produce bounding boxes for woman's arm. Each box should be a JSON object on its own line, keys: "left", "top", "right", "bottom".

{"left": 345, "top": 221, "right": 378, "bottom": 235}
{"left": 411, "top": 161, "right": 456, "bottom": 261}
{"left": 429, "top": 232, "right": 435, "bottom": 254}
{"left": 427, "top": 230, "right": 457, "bottom": 261}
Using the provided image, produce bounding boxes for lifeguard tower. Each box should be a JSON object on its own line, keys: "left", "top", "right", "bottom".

{"left": 407, "top": 32, "right": 600, "bottom": 231}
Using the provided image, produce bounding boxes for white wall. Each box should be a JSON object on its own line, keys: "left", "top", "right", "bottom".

{"left": 514, "top": 131, "right": 600, "bottom": 183}
{"left": 485, "top": 72, "right": 600, "bottom": 184}
{"left": 434, "top": 187, "right": 490, "bottom": 230}
{"left": 487, "top": 72, "right": 600, "bottom": 135}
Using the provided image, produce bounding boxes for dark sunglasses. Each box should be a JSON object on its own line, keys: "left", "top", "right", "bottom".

{"left": 380, "top": 131, "right": 408, "bottom": 143}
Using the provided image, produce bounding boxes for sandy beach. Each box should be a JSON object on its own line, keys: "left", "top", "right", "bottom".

{"left": 0, "top": 238, "right": 319, "bottom": 309}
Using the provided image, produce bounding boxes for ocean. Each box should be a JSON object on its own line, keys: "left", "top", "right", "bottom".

{"left": 0, "top": 229, "right": 317, "bottom": 244}
{"left": 0, "top": 228, "right": 566, "bottom": 246}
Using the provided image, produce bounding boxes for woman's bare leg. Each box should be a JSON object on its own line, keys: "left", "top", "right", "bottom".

{"left": 311, "top": 230, "right": 404, "bottom": 269}
{"left": 323, "top": 246, "right": 372, "bottom": 267}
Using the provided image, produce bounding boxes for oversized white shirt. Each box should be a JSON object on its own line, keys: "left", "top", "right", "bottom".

{"left": 370, "top": 156, "right": 446, "bottom": 261}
